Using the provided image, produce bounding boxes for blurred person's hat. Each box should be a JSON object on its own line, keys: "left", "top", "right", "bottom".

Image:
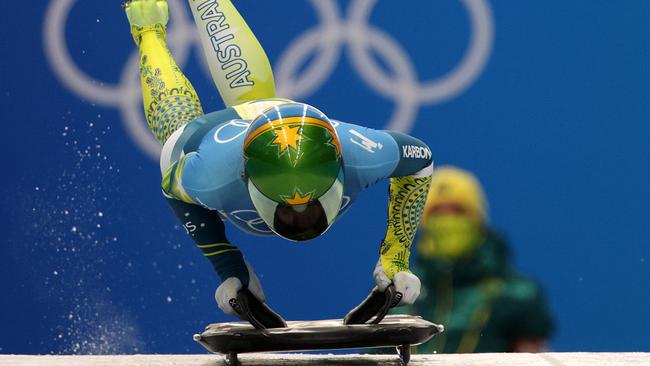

{"left": 418, "top": 166, "right": 488, "bottom": 260}
{"left": 424, "top": 166, "right": 488, "bottom": 224}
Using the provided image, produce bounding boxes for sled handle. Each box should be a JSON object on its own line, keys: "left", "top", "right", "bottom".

{"left": 343, "top": 284, "right": 399, "bottom": 325}
{"left": 236, "top": 289, "right": 288, "bottom": 330}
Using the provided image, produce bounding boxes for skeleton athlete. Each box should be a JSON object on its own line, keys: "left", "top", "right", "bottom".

{"left": 123, "top": 0, "right": 433, "bottom": 320}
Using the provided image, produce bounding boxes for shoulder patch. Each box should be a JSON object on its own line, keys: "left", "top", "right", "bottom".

{"left": 386, "top": 131, "right": 433, "bottom": 177}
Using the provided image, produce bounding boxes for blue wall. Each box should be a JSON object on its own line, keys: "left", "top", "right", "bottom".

{"left": 1, "top": 0, "right": 648, "bottom": 354}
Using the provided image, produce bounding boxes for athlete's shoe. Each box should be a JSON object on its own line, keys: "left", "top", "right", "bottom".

{"left": 123, "top": 0, "right": 169, "bottom": 28}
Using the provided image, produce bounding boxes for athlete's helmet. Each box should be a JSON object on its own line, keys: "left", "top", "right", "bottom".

{"left": 243, "top": 103, "right": 344, "bottom": 241}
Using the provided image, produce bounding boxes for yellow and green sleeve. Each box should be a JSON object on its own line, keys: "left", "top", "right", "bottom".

{"left": 131, "top": 23, "right": 204, "bottom": 144}
{"left": 380, "top": 174, "right": 433, "bottom": 279}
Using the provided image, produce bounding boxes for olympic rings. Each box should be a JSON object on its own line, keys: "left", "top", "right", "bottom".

{"left": 44, "top": 0, "right": 494, "bottom": 160}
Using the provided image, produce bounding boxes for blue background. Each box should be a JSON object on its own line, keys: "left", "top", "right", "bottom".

{"left": 1, "top": 0, "right": 648, "bottom": 354}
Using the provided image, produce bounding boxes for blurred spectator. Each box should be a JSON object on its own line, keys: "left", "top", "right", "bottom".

{"left": 411, "top": 166, "right": 554, "bottom": 353}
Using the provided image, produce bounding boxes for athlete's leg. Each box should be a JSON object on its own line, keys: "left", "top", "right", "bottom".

{"left": 125, "top": 0, "right": 204, "bottom": 144}
{"left": 188, "top": 0, "right": 276, "bottom": 107}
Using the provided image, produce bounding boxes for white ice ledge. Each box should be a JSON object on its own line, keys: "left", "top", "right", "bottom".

{"left": 1, "top": 353, "right": 649, "bottom": 366}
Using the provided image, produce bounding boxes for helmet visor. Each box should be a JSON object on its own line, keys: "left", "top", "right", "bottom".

{"left": 248, "top": 169, "right": 344, "bottom": 241}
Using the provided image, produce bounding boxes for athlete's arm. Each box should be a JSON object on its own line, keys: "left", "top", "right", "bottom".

{"left": 188, "top": 0, "right": 276, "bottom": 107}
{"left": 125, "top": 0, "right": 204, "bottom": 144}
{"left": 164, "top": 196, "right": 249, "bottom": 285}
{"left": 157, "top": 114, "right": 255, "bottom": 294}
{"left": 376, "top": 132, "right": 433, "bottom": 305}
{"left": 165, "top": 195, "right": 269, "bottom": 318}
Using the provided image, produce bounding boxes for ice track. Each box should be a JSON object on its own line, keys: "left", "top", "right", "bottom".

{"left": 1, "top": 353, "right": 649, "bottom": 366}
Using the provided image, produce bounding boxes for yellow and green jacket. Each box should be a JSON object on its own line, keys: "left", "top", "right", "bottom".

{"left": 411, "top": 230, "right": 554, "bottom": 353}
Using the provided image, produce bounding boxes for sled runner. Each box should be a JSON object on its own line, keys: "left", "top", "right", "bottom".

{"left": 193, "top": 285, "right": 444, "bottom": 366}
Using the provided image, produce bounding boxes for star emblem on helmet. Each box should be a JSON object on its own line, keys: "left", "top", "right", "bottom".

{"left": 282, "top": 190, "right": 313, "bottom": 205}
{"left": 324, "top": 129, "right": 342, "bottom": 157}
{"left": 271, "top": 124, "right": 304, "bottom": 153}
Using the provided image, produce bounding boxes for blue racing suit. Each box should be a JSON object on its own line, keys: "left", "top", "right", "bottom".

{"left": 126, "top": 0, "right": 434, "bottom": 290}
{"left": 159, "top": 99, "right": 433, "bottom": 286}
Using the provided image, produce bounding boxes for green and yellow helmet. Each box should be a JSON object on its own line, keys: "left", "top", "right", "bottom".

{"left": 243, "top": 103, "right": 344, "bottom": 241}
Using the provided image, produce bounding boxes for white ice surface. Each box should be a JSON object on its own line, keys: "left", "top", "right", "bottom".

{"left": 1, "top": 353, "right": 649, "bottom": 366}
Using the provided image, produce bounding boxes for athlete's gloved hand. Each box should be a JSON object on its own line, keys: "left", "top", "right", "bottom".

{"left": 215, "top": 262, "right": 265, "bottom": 318}
{"left": 124, "top": 0, "right": 169, "bottom": 28}
{"left": 373, "top": 260, "right": 421, "bottom": 307}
